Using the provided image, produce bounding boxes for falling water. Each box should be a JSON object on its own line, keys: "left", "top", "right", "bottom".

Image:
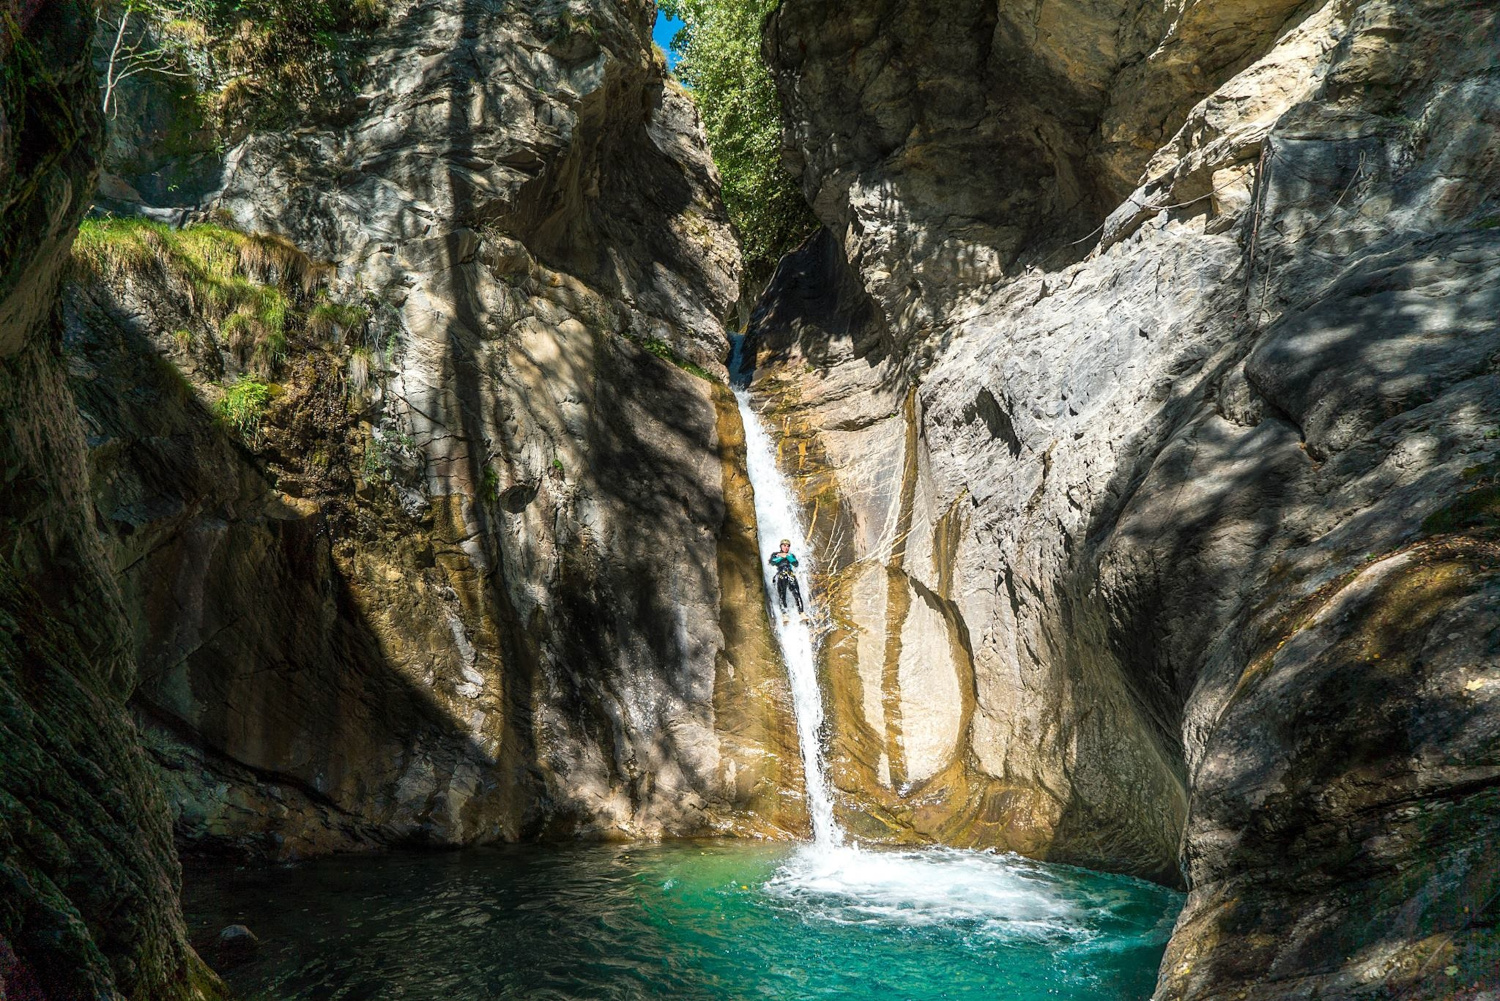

{"left": 730, "top": 338, "right": 842, "bottom": 846}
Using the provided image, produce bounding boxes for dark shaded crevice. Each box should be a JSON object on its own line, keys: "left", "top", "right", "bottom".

{"left": 963, "top": 386, "right": 1022, "bottom": 458}
{"left": 133, "top": 699, "right": 364, "bottom": 818}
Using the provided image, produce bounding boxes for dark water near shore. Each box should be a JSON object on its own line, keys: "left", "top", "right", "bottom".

{"left": 184, "top": 840, "right": 1181, "bottom": 1000}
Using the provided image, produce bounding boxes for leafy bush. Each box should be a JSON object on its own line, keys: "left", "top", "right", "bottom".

{"left": 96, "top": 0, "right": 387, "bottom": 135}
{"left": 659, "top": 0, "right": 816, "bottom": 285}
{"left": 215, "top": 376, "right": 272, "bottom": 436}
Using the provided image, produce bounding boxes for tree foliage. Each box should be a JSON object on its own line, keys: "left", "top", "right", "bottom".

{"left": 659, "top": 0, "right": 816, "bottom": 286}
{"left": 98, "top": 1, "right": 195, "bottom": 118}
{"left": 92, "top": 0, "right": 383, "bottom": 135}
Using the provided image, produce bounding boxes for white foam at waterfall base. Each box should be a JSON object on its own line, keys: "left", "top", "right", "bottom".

{"left": 731, "top": 358, "right": 842, "bottom": 847}
{"left": 763, "top": 844, "right": 1092, "bottom": 944}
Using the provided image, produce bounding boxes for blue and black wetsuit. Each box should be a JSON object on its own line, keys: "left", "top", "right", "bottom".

{"left": 769, "top": 552, "right": 804, "bottom": 613}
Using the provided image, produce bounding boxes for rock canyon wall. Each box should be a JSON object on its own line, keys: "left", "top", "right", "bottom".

{"left": 67, "top": 0, "right": 808, "bottom": 861}
{"left": 3, "top": 0, "right": 1498, "bottom": 997}
{"left": 2, "top": 0, "right": 805, "bottom": 992}
{"left": 0, "top": 2, "right": 222, "bottom": 996}
{"left": 753, "top": 0, "right": 1499, "bottom": 996}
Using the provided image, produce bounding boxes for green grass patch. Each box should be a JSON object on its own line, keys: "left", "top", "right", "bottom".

{"left": 309, "top": 299, "right": 369, "bottom": 343}
{"left": 215, "top": 377, "right": 273, "bottom": 438}
{"left": 74, "top": 217, "right": 312, "bottom": 374}
{"left": 553, "top": 8, "right": 599, "bottom": 42}
{"left": 641, "top": 337, "right": 720, "bottom": 383}
{"left": 71, "top": 217, "right": 377, "bottom": 379}
{"left": 346, "top": 346, "right": 375, "bottom": 396}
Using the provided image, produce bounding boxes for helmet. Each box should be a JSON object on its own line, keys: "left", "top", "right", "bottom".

{"left": 780, "top": 539, "right": 791, "bottom": 546}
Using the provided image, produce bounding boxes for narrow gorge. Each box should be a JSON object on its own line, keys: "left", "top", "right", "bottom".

{"left": 1, "top": 0, "right": 1496, "bottom": 998}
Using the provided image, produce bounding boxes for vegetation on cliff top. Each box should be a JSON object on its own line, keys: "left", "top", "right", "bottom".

{"left": 659, "top": 0, "right": 815, "bottom": 286}
{"left": 71, "top": 218, "right": 377, "bottom": 434}
{"left": 97, "top": 0, "right": 384, "bottom": 134}
{"left": 73, "top": 217, "right": 324, "bottom": 373}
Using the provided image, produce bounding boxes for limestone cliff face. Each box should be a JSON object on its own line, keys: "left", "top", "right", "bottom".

{"left": 0, "top": 2, "right": 221, "bottom": 998}
{"left": 760, "top": 0, "right": 1500, "bottom": 996}
{"left": 67, "top": 0, "right": 806, "bottom": 857}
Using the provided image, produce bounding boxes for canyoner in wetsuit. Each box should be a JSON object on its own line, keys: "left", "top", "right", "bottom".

{"left": 769, "top": 539, "right": 808, "bottom": 624}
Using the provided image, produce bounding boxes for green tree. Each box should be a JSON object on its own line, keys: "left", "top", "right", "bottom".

{"left": 660, "top": 0, "right": 816, "bottom": 287}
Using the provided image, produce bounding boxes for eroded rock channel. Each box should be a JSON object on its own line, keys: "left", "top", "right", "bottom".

{"left": 0, "top": 0, "right": 1496, "bottom": 998}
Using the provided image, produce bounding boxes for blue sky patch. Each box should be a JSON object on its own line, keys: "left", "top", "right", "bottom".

{"left": 653, "top": 10, "right": 684, "bottom": 71}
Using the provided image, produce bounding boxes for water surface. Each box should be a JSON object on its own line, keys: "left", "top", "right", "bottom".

{"left": 185, "top": 840, "right": 1181, "bottom": 1000}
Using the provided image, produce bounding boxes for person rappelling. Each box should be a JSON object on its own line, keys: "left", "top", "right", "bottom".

{"left": 769, "top": 538, "right": 809, "bottom": 625}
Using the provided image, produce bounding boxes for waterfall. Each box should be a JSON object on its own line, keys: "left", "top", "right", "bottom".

{"left": 731, "top": 339, "right": 843, "bottom": 846}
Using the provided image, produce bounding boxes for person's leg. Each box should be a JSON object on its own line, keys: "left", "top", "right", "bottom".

{"left": 776, "top": 577, "right": 789, "bottom": 610}
{"left": 790, "top": 579, "right": 804, "bottom": 613}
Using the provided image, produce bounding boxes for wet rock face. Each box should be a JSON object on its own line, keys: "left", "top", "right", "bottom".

{"left": 0, "top": 3, "right": 220, "bottom": 998}
{"left": 761, "top": 0, "right": 1500, "bottom": 995}
{"left": 66, "top": 0, "right": 805, "bottom": 856}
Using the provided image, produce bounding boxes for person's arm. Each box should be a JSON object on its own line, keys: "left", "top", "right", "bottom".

{"left": 787, "top": 554, "right": 798, "bottom": 568}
